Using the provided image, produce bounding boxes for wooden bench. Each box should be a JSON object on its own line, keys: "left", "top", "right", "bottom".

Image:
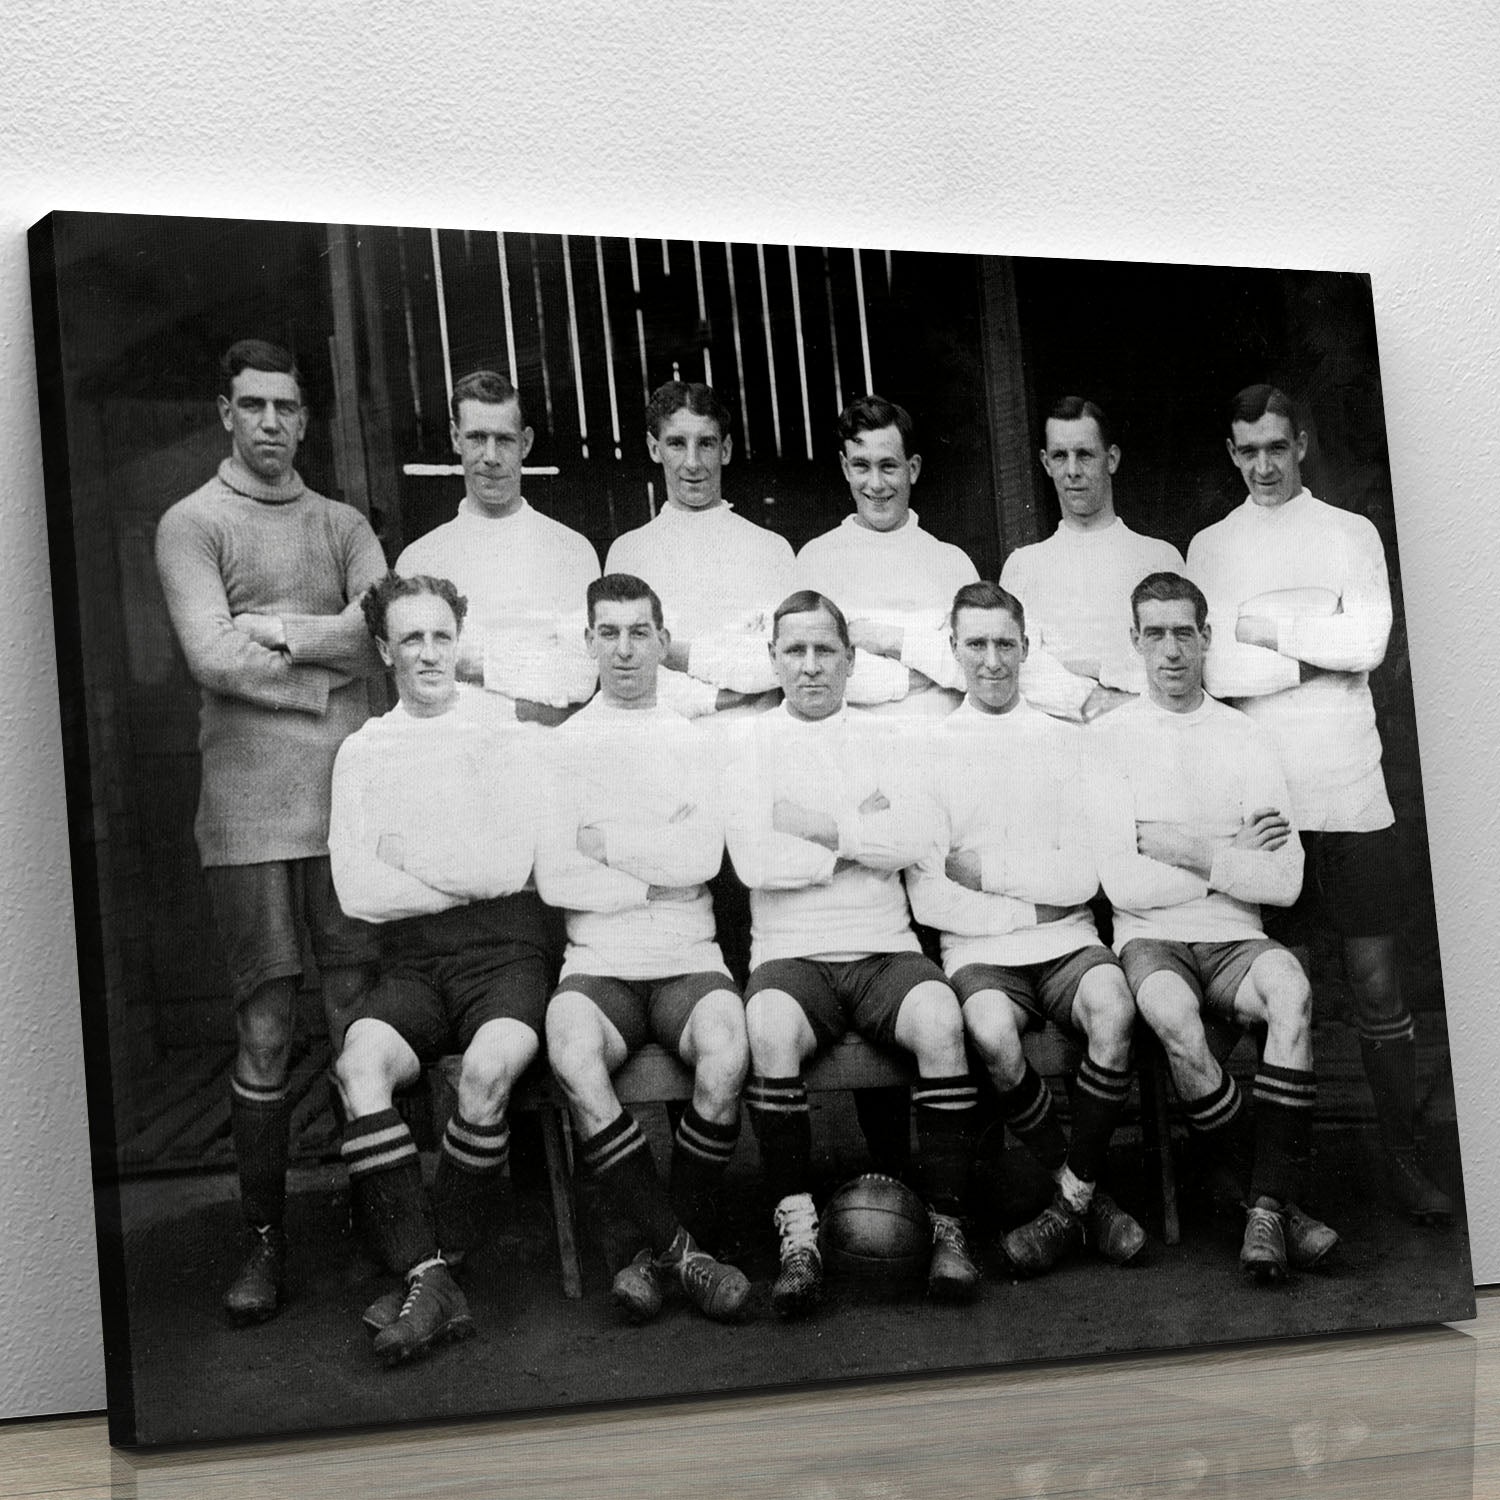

{"left": 435, "top": 1027, "right": 1176, "bottom": 1298}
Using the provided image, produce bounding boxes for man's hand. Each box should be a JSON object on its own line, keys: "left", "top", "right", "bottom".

{"left": 1136, "top": 820, "right": 1216, "bottom": 876}
{"left": 376, "top": 833, "right": 407, "bottom": 871}
{"left": 455, "top": 637, "right": 486, "bottom": 684}
{"left": 773, "top": 799, "right": 839, "bottom": 849}
{"left": 1033, "top": 903, "right": 1072, "bottom": 924}
{"left": 662, "top": 639, "right": 692, "bottom": 673}
{"left": 945, "top": 849, "right": 983, "bottom": 891}
{"left": 1233, "top": 807, "right": 1291, "bottom": 852}
{"left": 1058, "top": 652, "right": 1102, "bottom": 681}
{"left": 576, "top": 825, "right": 607, "bottom": 862}
{"left": 1082, "top": 684, "right": 1135, "bottom": 722}
{"left": 647, "top": 884, "right": 697, "bottom": 902}
{"left": 859, "top": 788, "right": 891, "bottom": 815}
{"left": 848, "top": 619, "right": 904, "bottom": 659}
{"left": 1234, "top": 615, "right": 1279, "bottom": 651}
{"left": 515, "top": 698, "right": 575, "bottom": 727}
{"left": 232, "top": 613, "right": 287, "bottom": 651}
{"left": 714, "top": 688, "right": 754, "bottom": 711}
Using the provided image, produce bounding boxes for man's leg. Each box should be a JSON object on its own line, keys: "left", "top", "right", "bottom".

{"left": 745, "top": 976, "right": 824, "bottom": 1319}
{"left": 891, "top": 975, "right": 981, "bottom": 1302}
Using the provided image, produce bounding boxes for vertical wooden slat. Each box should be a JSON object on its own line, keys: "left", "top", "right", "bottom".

{"left": 351, "top": 227, "right": 405, "bottom": 557}
{"left": 853, "top": 247, "right": 874, "bottom": 397}
{"left": 497, "top": 232, "right": 519, "bottom": 387}
{"left": 979, "top": 256, "right": 1042, "bottom": 555}
{"left": 428, "top": 227, "right": 455, "bottom": 412}
{"left": 723, "top": 242, "right": 752, "bottom": 458}
{"left": 786, "top": 245, "right": 814, "bottom": 460}
{"left": 325, "top": 228, "right": 371, "bottom": 518}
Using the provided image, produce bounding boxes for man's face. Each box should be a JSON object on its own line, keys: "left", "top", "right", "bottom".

{"left": 770, "top": 607, "right": 855, "bottom": 721}
{"left": 647, "top": 409, "right": 732, "bottom": 511}
{"left": 1227, "top": 412, "right": 1307, "bottom": 508}
{"left": 587, "top": 596, "right": 667, "bottom": 707}
{"left": 1040, "top": 416, "right": 1119, "bottom": 525}
{"left": 378, "top": 592, "right": 460, "bottom": 718}
{"left": 451, "top": 398, "right": 535, "bottom": 517}
{"left": 218, "top": 369, "right": 306, "bottom": 484}
{"left": 840, "top": 424, "right": 920, "bottom": 533}
{"left": 951, "top": 606, "right": 1027, "bottom": 713}
{"left": 1132, "top": 597, "right": 1209, "bottom": 710}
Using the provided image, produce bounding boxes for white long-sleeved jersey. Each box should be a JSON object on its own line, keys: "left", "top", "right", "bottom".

{"left": 328, "top": 687, "right": 543, "bottom": 924}
{"left": 793, "top": 512, "right": 979, "bottom": 716}
{"left": 396, "top": 498, "right": 600, "bottom": 714}
{"left": 1091, "top": 694, "right": 1304, "bottom": 948}
{"left": 906, "top": 699, "right": 1104, "bottom": 971}
{"left": 1186, "top": 489, "right": 1393, "bottom": 832}
{"left": 605, "top": 502, "right": 795, "bottom": 718}
{"left": 1000, "top": 519, "right": 1185, "bottom": 722}
{"left": 723, "top": 705, "right": 939, "bottom": 967}
{"left": 533, "top": 698, "right": 729, "bottom": 980}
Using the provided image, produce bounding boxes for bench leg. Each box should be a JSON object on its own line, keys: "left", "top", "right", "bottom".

{"left": 1140, "top": 1046, "right": 1180, "bottom": 1246}
{"left": 539, "top": 1106, "right": 584, "bottom": 1299}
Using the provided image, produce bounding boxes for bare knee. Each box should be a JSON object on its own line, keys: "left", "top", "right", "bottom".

{"left": 1252, "top": 955, "right": 1311, "bottom": 1043}
{"left": 458, "top": 1033, "right": 537, "bottom": 1123}
{"left": 896, "top": 981, "right": 966, "bottom": 1075}
{"left": 1134, "top": 976, "right": 1204, "bottom": 1057}
{"left": 962, "top": 993, "right": 1025, "bottom": 1085}
{"left": 237, "top": 981, "right": 295, "bottom": 1084}
{"left": 745, "top": 990, "right": 811, "bottom": 1074}
{"left": 544, "top": 994, "right": 608, "bottom": 1091}
{"left": 1073, "top": 970, "right": 1136, "bottom": 1059}
{"left": 333, "top": 1019, "right": 414, "bottom": 1114}
{"left": 685, "top": 995, "right": 749, "bottom": 1107}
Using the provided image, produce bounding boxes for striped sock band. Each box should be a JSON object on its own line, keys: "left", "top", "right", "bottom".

{"left": 1181, "top": 1070, "right": 1243, "bottom": 1136}
{"left": 342, "top": 1107, "right": 420, "bottom": 1182}
{"left": 995, "top": 1064, "right": 1068, "bottom": 1172}
{"left": 911, "top": 1076, "right": 980, "bottom": 1113}
{"left": 341, "top": 1107, "right": 436, "bottom": 1275}
{"left": 231, "top": 1074, "right": 290, "bottom": 1107}
{"left": 1252, "top": 1063, "right": 1318, "bottom": 1113}
{"left": 674, "top": 1104, "right": 740, "bottom": 1169}
{"left": 580, "top": 1110, "right": 678, "bottom": 1254}
{"left": 579, "top": 1110, "right": 649, "bottom": 1178}
{"left": 442, "top": 1115, "right": 510, "bottom": 1175}
{"left": 913, "top": 1075, "right": 979, "bottom": 1215}
{"left": 1358, "top": 1013, "right": 1415, "bottom": 1045}
{"left": 1250, "top": 1063, "right": 1317, "bottom": 1205}
{"left": 748, "top": 1075, "right": 813, "bottom": 1207}
{"left": 1068, "top": 1057, "right": 1133, "bottom": 1185}
{"left": 229, "top": 1074, "right": 291, "bottom": 1229}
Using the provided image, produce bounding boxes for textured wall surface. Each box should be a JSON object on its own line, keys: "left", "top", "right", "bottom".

{"left": 2, "top": 0, "right": 1497, "bottom": 1421}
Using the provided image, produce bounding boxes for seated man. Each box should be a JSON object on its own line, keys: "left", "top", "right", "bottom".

{"left": 1094, "top": 572, "right": 1338, "bottom": 1283}
{"left": 328, "top": 572, "right": 553, "bottom": 1366}
{"left": 535, "top": 574, "right": 751, "bottom": 1324}
{"left": 726, "top": 590, "right": 981, "bottom": 1318}
{"left": 906, "top": 582, "right": 1146, "bottom": 1274}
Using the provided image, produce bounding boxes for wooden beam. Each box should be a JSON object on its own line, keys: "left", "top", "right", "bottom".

{"left": 978, "top": 258, "right": 1043, "bottom": 556}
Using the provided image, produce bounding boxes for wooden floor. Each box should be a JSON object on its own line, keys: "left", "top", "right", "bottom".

{"left": 4, "top": 1288, "right": 1493, "bottom": 1498}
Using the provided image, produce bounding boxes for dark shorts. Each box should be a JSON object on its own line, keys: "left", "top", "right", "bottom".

{"left": 1119, "top": 938, "right": 1282, "bottom": 1021}
{"left": 553, "top": 971, "right": 739, "bottom": 1054}
{"left": 744, "top": 951, "right": 951, "bottom": 1050}
{"left": 204, "top": 856, "right": 379, "bottom": 1008}
{"left": 1263, "top": 825, "right": 1405, "bottom": 941}
{"left": 353, "top": 892, "right": 551, "bottom": 1063}
{"left": 950, "top": 945, "right": 1123, "bottom": 1032}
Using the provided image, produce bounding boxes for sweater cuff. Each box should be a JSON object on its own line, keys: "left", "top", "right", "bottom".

{"left": 978, "top": 848, "right": 1007, "bottom": 896}
{"left": 283, "top": 615, "right": 372, "bottom": 671}
{"left": 277, "top": 664, "right": 334, "bottom": 716}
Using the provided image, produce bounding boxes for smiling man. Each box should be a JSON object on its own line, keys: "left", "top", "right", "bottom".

{"left": 328, "top": 572, "right": 553, "bottom": 1367}
{"left": 725, "top": 591, "right": 981, "bottom": 1318}
{"left": 533, "top": 573, "right": 752, "bottom": 1326}
{"left": 906, "top": 582, "right": 1145, "bottom": 1276}
{"left": 1093, "top": 572, "right": 1337, "bottom": 1284}
{"left": 1000, "top": 396, "right": 1185, "bottom": 724}
{"left": 605, "top": 382, "right": 794, "bottom": 722}
{"left": 155, "top": 338, "right": 386, "bottom": 1325}
{"left": 1186, "top": 384, "right": 1450, "bottom": 1225}
{"left": 396, "top": 369, "right": 599, "bottom": 724}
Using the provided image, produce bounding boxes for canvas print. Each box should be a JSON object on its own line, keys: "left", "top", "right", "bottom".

{"left": 28, "top": 212, "right": 1474, "bottom": 1446}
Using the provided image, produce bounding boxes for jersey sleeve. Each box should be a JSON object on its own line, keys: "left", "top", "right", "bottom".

{"left": 721, "top": 738, "right": 838, "bottom": 890}
{"left": 1273, "top": 520, "right": 1392, "bottom": 673}
{"left": 1206, "top": 725, "right": 1305, "bottom": 908}
{"left": 531, "top": 761, "right": 651, "bottom": 913}
{"left": 279, "top": 509, "right": 389, "bottom": 676}
{"left": 1187, "top": 532, "right": 1301, "bottom": 699}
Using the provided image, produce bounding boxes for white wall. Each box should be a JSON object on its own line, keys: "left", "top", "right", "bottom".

{"left": 2, "top": 0, "right": 1497, "bottom": 1421}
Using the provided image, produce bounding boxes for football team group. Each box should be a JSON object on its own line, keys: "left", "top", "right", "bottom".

{"left": 153, "top": 336, "right": 1451, "bottom": 1369}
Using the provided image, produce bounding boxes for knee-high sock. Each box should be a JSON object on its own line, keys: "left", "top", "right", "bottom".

{"left": 1068, "top": 1058, "right": 1132, "bottom": 1186}
{"left": 747, "top": 1076, "right": 812, "bottom": 1207}
{"left": 231, "top": 1074, "right": 291, "bottom": 1231}
{"left": 853, "top": 1085, "right": 912, "bottom": 1177}
{"left": 670, "top": 1104, "right": 739, "bottom": 1243}
{"left": 1358, "top": 1014, "right": 1417, "bottom": 1153}
{"left": 1250, "top": 1064, "right": 1317, "bottom": 1206}
{"left": 432, "top": 1114, "right": 511, "bottom": 1258}
{"left": 341, "top": 1108, "right": 438, "bottom": 1277}
{"left": 578, "top": 1111, "right": 679, "bottom": 1256}
{"left": 994, "top": 1064, "right": 1068, "bottom": 1173}
{"left": 912, "top": 1075, "right": 980, "bottom": 1216}
{"left": 1180, "top": 1070, "right": 1255, "bottom": 1187}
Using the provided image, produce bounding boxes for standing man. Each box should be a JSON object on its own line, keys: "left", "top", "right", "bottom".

{"left": 1001, "top": 396, "right": 1185, "bottom": 724}
{"left": 794, "top": 395, "right": 979, "bottom": 716}
{"left": 397, "top": 370, "right": 600, "bottom": 723}
{"left": 1095, "top": 573, "right": 1337, "bottom": 1283}
{"left": 906, "top": 582, "right": 1146, "bottom": 1275}
{"left": 155, "top": 338, "right": 386, "bottom": 1323}
{"left": 727, "top": 591, "right": 981, "bottom": 1318}
{"left": 1187, "top": 385, "right": 1451, "bottom": 1223}
{"left": 605, "top": 382, "right": 794, "bottom": 721}
{"left": 330, "top": 572, "right": 552, "bottom": 1365}
{"left": 536, "top": 574, "right": 752, "bottom": 1325}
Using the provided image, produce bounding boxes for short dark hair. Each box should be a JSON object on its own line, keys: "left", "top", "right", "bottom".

{"left": 219, "top": 339, "right": 302, "bottom": 403}
{"left": 587, "top": 572, "right": 664, "bottom": 630}
{"left": 361, "top": 572, "right": 468, "bottom": 641}
{"left": 1131, "top": 572, "right": 1208, "bottom": 630}
{"left": 1228, "top": 383, "right": 1301, "bottom": 435}
{"left": 1045, "top": 395, "right": 1113, "bottom": 451}
{"left": 771, "top": 590, "right": 851, "bottom": 649}
{"left": 836, "top": 394, "right": 916, "bottom": 459}
{"left": 451, "top": 369, "right": 528, "bottom": 430}
{"left": 949, "top": 580, "right": 1026, "bottom": 636}
{"left": 644, "top": 381, "right": 733, "bottom": 440}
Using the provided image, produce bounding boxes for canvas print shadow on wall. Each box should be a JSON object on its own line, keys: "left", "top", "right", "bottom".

{"left": 28, "top": 211, "right": 1474, "bottom": 1446}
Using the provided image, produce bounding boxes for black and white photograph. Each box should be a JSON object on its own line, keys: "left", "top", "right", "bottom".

{"left": 28, "top": 210, "right": 1475, "bottom": 1447}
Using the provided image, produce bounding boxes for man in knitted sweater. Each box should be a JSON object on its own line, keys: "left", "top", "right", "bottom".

{"left": 155, "top": 339, "right": 387, "bottom": 1324}
{"left": 727, "top": 591, "right": 981, "bottom": 1319}
{"left": 1000, "top": 396, "right": 1185, "bottom": 724}
{"left": 397, "top": 369, "right": 600, "bottom": 724}
{"left": 329, "top": 572, "right": 554, "bottom": 1366}
{"left": 535, "top": 573, "right": 751, "bottom": 1326}
{"left": 1186, "top": 384, "right": 1451, "bottom": 1224}
{"left": 1094, "top": 572, "right": 1337, "bottom": 1283}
